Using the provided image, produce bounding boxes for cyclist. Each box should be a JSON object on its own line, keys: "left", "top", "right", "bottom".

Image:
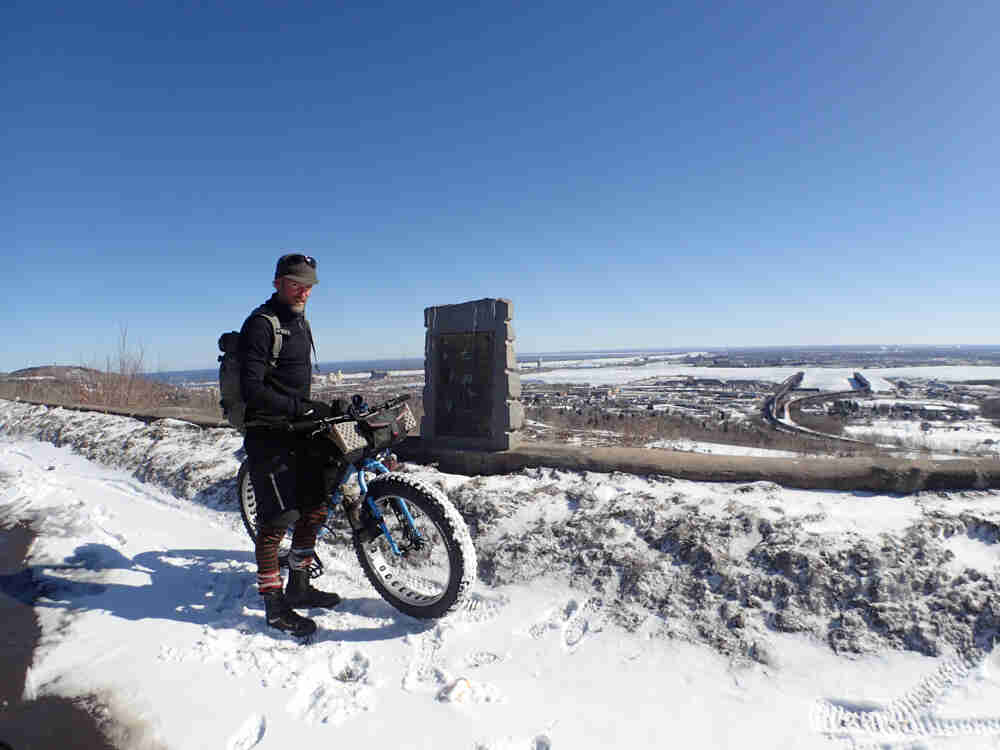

{"left": 239, "top": 252, "right": 343, "bottom": 637}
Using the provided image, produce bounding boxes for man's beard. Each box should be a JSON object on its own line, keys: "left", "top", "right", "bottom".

{"left": 289, "top": 302, "right": 306, "bottom": 313}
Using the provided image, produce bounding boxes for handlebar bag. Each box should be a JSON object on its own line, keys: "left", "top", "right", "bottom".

{"left": 360, "top": 403, "right": 417, "bottom": 451}
{"left": 326, "top": 403, "right": 416, "bottom": 457}
{"left": 327, "top": 420, "right": 367, "bottom": 458}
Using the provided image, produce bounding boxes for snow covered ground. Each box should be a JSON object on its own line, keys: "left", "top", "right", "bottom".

{"left": 520, "top": 352, "right": 705, "bottom": 370}
{"left": 643, "top": 439, "right": 802, "bottom": 458}
{"left": 524, "top": 364, "right": 898, "bottom": 391}
{"left": 3, "top": 400, "right": 1000, "bottom": 749}
{"left": 845, "top": 419, "right": 1000, "bottom": 457}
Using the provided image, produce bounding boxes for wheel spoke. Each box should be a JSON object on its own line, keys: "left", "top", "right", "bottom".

{"left": 365, "top": 495, "right": 453, "bottom": 603}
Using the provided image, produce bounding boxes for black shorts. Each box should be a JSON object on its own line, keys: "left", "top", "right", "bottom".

{"left": 243, "top": 429, "right": 336, "bottom": 528}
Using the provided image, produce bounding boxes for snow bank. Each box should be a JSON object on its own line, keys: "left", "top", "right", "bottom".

{"left": 0, "top": 402, "right": 244, "bottom": 510}
{"left": 4, "top": 399, "right": 1000, "bottom": 748}
{"left": 3, "top": 399, "right": 1000, "bottom": 664}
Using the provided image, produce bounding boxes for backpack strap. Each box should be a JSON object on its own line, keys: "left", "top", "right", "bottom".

{"left": 250, "top": 307, "right": 290, "bottom": 368}
{"left": 304, "top": 319, "right": 320, "bottom": 372}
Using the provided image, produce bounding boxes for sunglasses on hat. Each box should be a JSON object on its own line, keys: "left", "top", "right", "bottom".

{"left": 279, "top": 253, "right": 316, "bottom": 268}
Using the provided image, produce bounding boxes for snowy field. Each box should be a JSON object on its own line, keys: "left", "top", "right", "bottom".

{"left": 643, "top": 439, "right": 802, "bottom": 458}
{"left": 521, "top": 352, "right": 706, "bottom": 370}
{"left": 3, "top": 401, "right": 1000, "bottom": 749}
{"left": 524, "top": 364, "right": 1000, "bottom": 390}
{"left": 845, "top": 419, "right": 1000, "bottom": 457}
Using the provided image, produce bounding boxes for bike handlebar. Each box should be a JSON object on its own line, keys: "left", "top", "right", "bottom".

{"left": 290, "top": 393, "right": 411, "bottom": 433}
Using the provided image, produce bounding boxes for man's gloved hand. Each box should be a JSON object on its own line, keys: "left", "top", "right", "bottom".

{"left": 299, "top": 400, "right": 333, "bottom": 420}
{"left": 347, "top": 394, "right": 368, "bottom": 418}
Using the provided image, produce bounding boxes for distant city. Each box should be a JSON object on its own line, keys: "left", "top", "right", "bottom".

{"left": 150, "top": 345, "right": 1000, "bottom": 386}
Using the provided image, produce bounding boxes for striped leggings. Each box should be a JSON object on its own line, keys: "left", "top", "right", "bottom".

{"left": 255, "top": 504, "right": 328, "bottom": 594}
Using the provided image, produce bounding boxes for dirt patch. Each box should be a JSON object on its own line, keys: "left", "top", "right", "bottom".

{"left": 0, "top": 521, "right": 118, "bottom": 750}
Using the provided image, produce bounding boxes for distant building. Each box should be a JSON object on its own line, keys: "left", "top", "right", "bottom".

{"left": 370, "top": 370, "right": 389, "bottom": 380}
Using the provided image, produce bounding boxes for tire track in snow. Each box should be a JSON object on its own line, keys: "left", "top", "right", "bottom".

{"left": 812, "top": 647, "right": 1000, "bottom": 745}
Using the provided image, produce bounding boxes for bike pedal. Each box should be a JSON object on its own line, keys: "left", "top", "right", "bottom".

{"left": 277, "top": 552, "right": 324, "bottom": 579}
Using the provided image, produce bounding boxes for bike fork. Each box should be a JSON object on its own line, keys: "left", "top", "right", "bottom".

{"left": 338, "top": 458, "right": 422, "bottom": 556}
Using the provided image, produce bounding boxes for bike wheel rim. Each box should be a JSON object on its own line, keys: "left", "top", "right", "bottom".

{"left": 361, "top": 495, "right": 455, "bottom": 609}
{"left": 241, "top": 474, "right": 259, "bottom": 537}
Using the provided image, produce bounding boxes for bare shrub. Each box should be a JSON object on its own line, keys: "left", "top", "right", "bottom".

{"left": 1, "top": 326, "right": 187, "bottom": 412}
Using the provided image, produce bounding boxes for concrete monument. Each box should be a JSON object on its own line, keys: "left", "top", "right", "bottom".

{"left": 422, "top": 298, "right": 523, "bottom": 451}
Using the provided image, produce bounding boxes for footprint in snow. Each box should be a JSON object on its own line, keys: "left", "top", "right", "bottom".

{"left": 527, "top": 598, "right": 604, "bottom": 652}
{"left": 464, "top": 650, "right": 507, "bottom": 668}
{"left": 436, "top": 676, "right": 504, "bottom": 705}
{"left": 527, "top": 606, "right": 563, "bottom": 640}
{"left": 286, "top": 648, "right": 376, "bottom": 725}
{"left": 226, "top": 713, "right": 266, "bottom": 750}
{"left": 561, "top": 597, "right": 604, "bottom": 652}
{"left": 475, "top": 732, "right": 552, "bottom": 749}
{"left": 401, "top": 626, "right": 449, "bottom": 693}
{"left": 454, "top": 591, "right": 509, "bottom": 625}
{"left": 202, "top": 564, "right": 252, "bottom": 613}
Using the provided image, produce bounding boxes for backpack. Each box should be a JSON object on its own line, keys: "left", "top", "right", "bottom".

{"left": 217, "top": 309, "right": 288, "bottom": 433}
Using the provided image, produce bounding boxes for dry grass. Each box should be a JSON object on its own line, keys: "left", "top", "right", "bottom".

{"left": 525, "top": 404, "right": 880, "bottom": 457}
{"left": 0, "top": 371, "right": 220, "bottom": 414}
{"left": 0, "top": 328, "right": 219, "bottom": 415}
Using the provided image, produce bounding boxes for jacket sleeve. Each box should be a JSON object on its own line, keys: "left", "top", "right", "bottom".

{"left": 239, "top": 315, "right": 302, "bottom": 419}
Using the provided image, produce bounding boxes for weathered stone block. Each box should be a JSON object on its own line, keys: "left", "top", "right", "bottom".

{"left": 505, "top": 371, "right": 522, "bottom": 400}
{"left": 507, "top": 401, "right": 525, "bottom": 431}
{"left": 425, "top": 298, "right": 513, "bottom": 332}
{"left": 423, "top": 298, "right": 523, "bottom": 452}
{"left": 504, "top": 342, "right": 517, "bottom": 371}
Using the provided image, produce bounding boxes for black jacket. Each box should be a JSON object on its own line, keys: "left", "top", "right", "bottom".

{"left": 239, "top": 294, "right": 314, "bottom": 425}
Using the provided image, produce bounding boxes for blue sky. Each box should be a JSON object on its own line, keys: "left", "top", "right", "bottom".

{"left": 5, "top": 0, "right": 998, "bottom": 372}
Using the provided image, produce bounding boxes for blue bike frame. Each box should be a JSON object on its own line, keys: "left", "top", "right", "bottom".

{"left": 320, "top": 455, "right": 423, "bottom": 557}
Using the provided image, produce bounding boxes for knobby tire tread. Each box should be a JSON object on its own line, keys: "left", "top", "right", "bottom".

{"left": 353, "top": 473, "right": 477, "bottom": 620}
{"left": 237, "top": 460, "right": 258, "bottom": 540}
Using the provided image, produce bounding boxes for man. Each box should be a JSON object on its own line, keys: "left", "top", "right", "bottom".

{"left": 240, "top": 253, "right": 342, "bottom": 637}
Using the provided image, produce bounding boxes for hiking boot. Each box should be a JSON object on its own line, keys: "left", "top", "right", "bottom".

{"left": 262, "top": 591, "right": 317, "bottom": 637}
{"left": 285, "top": 568, "right": 342, "bottom": 610}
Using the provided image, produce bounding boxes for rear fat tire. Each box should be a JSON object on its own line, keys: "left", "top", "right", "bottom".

{"left": 237, "top": 460, "right": 258, "bottom": 540}
{"left": 354, "top": 474, "right": 477, "bottom": 620}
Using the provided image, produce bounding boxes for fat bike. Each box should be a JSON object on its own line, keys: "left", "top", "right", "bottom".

{"left": 237, "top": 395, "right": 476, "bottom": 619}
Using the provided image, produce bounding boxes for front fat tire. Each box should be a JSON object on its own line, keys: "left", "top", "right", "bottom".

{"left": 354, "top": 474, "right": 477, "bottom": 620}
